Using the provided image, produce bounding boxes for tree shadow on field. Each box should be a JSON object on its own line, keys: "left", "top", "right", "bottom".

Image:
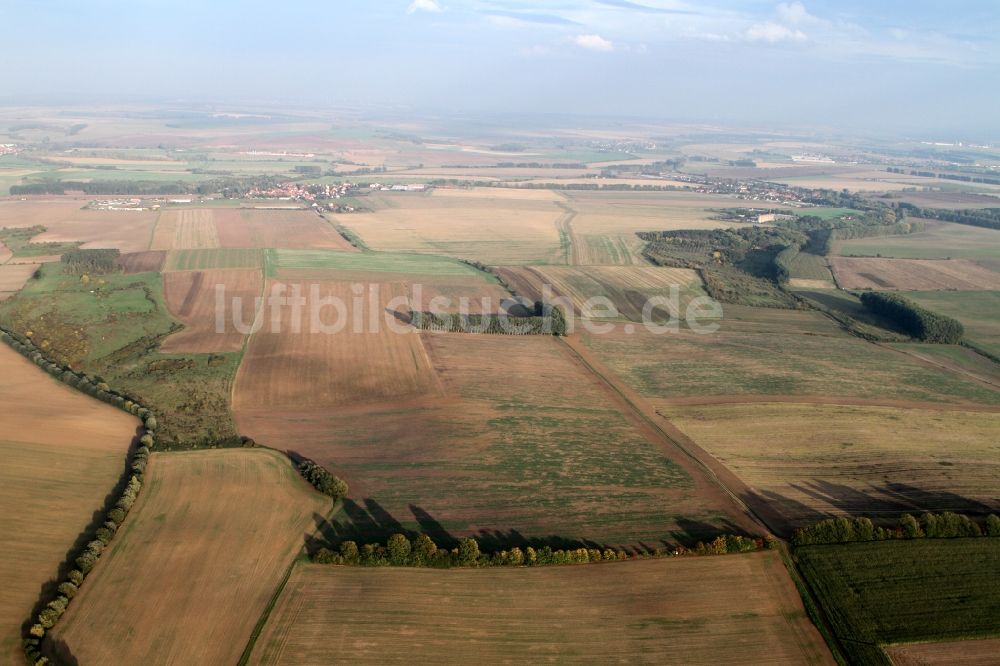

{"left": 744, "top": 479, "right": 999, "bottom": 536}
{"left": 307, "top": 500, "right": 617, "bottom": 554}
{"left": 673, "top": 517, "right": 753, "bottom": 548}
{"left": 45, "top": 639, "right": 79, "bottom": 665}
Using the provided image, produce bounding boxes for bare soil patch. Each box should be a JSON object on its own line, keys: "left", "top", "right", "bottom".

{"left": 249, "top": 553, "right": 832, "bottom": 665}
{"left": 161, "top": 268, "right": 263, "bottom": 353}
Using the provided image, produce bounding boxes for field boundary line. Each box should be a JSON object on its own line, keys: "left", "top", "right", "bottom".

{"left": 238, "top": 500, "right": 343, "bottom": 666}
{"left": 556, "top": 334, "right": 775, "bottom": 537}
{"left": 656, "top": 394, "right": 1000, "bottom": 412}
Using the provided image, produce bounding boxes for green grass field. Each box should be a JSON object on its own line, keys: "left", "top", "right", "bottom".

{"left": 164, "top": 248, "right": 264, "bottom": 271}
{"left": 905, "top": 291, "right": 1000, "bottom": 357}
{"left": 797, "top": 539, "right": 1000, "bottom": 664}
{"left": 838, "top": 221, "right": 1000, "bottom": 261}
{"left": 0, "top": 263, "right": 242, "bottom": 445}
{"left": 784, "top": 251, "right": 834, "bottom": 281}
{"left": 799, "top": 207, "right": 863, "bottom": 220}
{"left": 0, "top": 226, "right": 80, "bottom": 257}
{"left": 267, "top": 248, "right": 494, "bottom": 279}
{"left": 582, "top": 305, "right": 1000, "bottom": 405}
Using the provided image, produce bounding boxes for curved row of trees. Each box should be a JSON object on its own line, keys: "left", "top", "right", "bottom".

{"left": 792, "top": 512, "right": 1000, "bottom": 546}
{"left": 1, "top": 327, "right": 157, "bottom": 666}
{"left": 313, "top": 532, "right": 774, "bottom": 569}
{"left": 859, "top": 292, "right": 965, "bottom": 343}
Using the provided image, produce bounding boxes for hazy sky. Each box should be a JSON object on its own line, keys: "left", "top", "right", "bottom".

{"left": 3, "top": 0, "right": 997, "bottom": 136}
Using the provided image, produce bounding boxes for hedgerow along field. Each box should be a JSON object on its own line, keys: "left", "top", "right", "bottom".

{"left": 667, "top": 402, "right": 1000, "bottom": 531}
{"left": 50, "top": 449, "right": 329, "bottom": 666}
{"left": 0, "top": 343, "right": 138, "bottom": 663}
{"left": 249, "top": 552, "right": 833, "bottom": 665}
{"left": 0, "top": 262, "right": 244, "bottom": 446}
{"left": 796, "top": 539, "right": 1000, "bottom": 664}
{"left": 237, "top": 332, "right": 756, "bottom": 548}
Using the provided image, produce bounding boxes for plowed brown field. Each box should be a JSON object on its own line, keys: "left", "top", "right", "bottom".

{"left": 249, "top": 552, "right": 833, "bottom": 665}
{"left": 215, "top": 209, "right": 355, "bottom": 250}
{"left": 232, "top": 280, "right": 440, "bottom": 410}
{"left": 161, "top": 268, "right": 263, "bottom": 353}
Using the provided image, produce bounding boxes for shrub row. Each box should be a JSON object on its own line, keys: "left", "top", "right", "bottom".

{"left": 859, "top": 292, "right": 964, "bottom": 343}
{"left": 1, "top": 327, "right": 156, "bottom": 666}
{"left": 296, "top": 459, "right": 349, "bottom": 500}
{"left": 314, "top": 532, "right": 777, "bottom": 569}
{"left": 792, "top": 512, "right": 1000, "bottom": 546}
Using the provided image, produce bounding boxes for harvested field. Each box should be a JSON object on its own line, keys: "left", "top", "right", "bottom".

{"left": 888, "top": 638, "right": 1000, "bottom": 665}
{"left": 0, "top": 262, "right": 40, "bottom": 300}
{"left": 497, "top": 265, "right": 707, "bottom": 321}
{"left": 837, "top": 220, "right": 1000, "bottom": 261}
{"left": 332, "top": 190, "right": 565, "bottom": 265}
{"left": 161, "top": 268, "right": 263, "bottom": 353}
{"left": 50, "top": 449, "right": 329, "bottom": 666}
{"left": 150, "top": 209, "right": 220, "bottom": 250}
{"left": 0, "top": 200, "right": 157, "bottom": 253}
{"left": 116, "top": 250, "right": 166, "bottom": 273}
{"left": 581, "top": 305, "right": 1000, "bottom": 406}
{"left": 233, "top": 280, "right": 440, "bottom": 410}
{"left": 249, "top": 552, "right": 832, "bottom": 665}
{"left": 885, "top": 190, "right": 1000, "bottom": 210}
{"left": 667, "top": 402, "right": 1000, "bottom": 529}
{"left": 214, "top": 208, "right": 354, "bottom": 250}
{"left": 407, "top": 277, "right": 512, "bottom": 314}
{"left": 164, "top": 247, "right": 263, "bottom": 271}
{"left": 788, "top": 278, "right": 836, "bottom": 289}
{"left": 236, "top": 333, "right": 753, "bottom": 547}
{"left": 830, "top": 257, "right": 1000, "bottom": 290}
{"left": 431, "top": 186, "right": 566, "bottom": 202}
{"left": 0, "top": 344, "right": 137, "bottom": 662}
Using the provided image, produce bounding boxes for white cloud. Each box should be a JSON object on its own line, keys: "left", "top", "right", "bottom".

{"left": 407, "top": 0, "right": 443, "bottom": 14}
{"left": 573, "top": 34, "right": 614, "bottom": 51}
{"left": 775, "top": 2, "right": 813, "bottom": 26}
{"left": 746, "top": 21, "right": 807, "bottom": 43}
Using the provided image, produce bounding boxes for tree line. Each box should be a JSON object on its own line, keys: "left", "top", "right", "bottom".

{"left": 859, "top": 292, "right": 964, "bottom": 343}
{"left": 792, "top": 512, "right": 1000, "bottom": 546}
{"left": 409, "top": 303, "right": 567, "bottom": 336}
{"left": 896, "top": 203, "right": 1000, "bottom": 231}
{"left": 313, "top": 532, "right": 776, "bottom": 569}
{"left": 1, "top": 327, "right": 157, "bottom": 666}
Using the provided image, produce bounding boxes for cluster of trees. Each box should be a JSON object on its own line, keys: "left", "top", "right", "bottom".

{"left": 1, "top": 326, "right": 158, "bottom": 665}
{"left": 314, "top": 533, "right": 774, "bottom": 569}
{"left": 896, "top": 203, "right": 1000, "bottom": 231}
{"left": 61, "top": 248, "right": 121, "bottom": 275}
{"left": 296, "top": 459, "right": 349, "bottom": 500}
{"left": 410, "top": 303, "right": 567, "bottom": 336}
{"left": 792, "top": 512, "right": 1000, "bottom": 546}
{"left": 859, "top": 292, "right": 964, "bottom": 343}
